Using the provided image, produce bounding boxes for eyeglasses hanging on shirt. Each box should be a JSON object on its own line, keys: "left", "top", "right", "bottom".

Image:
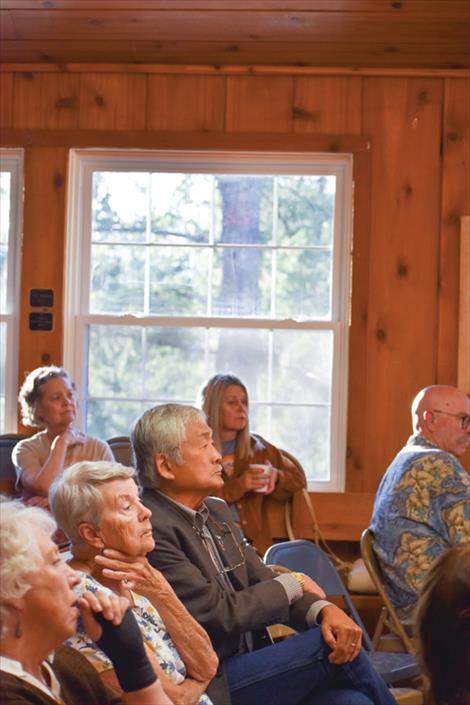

{"left": 193, "top": 517, "right": 248, "bottom": 576}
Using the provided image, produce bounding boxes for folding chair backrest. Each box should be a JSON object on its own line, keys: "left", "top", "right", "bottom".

{"left": 264, "top": 539, "right": 373, "bottom": 650}
{"left": 0, "top": 433, "right": 27, "bottom": 495}
{"left": 107, "top": 436, "right": 134, "bottom": 467}
{"left": 360, "top": 528, "right": 415, "bottom": 653}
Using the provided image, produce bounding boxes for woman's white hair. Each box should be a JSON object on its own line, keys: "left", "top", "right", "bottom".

{"left": 49, "top": 461, "right": 136, "bottom": 548}
{"left": 0, "top": 498, "right": 57, "bottom": 637}
{"left": 18, "top": 365, "right": 76, "bottom": 427}
{"left": 131, "top": 404, "right": 206, "bottom": 490}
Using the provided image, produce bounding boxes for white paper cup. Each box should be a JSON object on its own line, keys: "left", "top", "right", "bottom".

{"left": 250, "top": 464, "right": 273, "bottom": 493}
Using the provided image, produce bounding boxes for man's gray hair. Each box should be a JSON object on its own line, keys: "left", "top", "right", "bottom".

{"left": 0, "top": 499, "right": 57, "bottom": 638}
{"left": 131, "top": 404, "right": 206, "bottom": 491}
{"left": 49, "top": 461, "right": 136, "bottom": 548}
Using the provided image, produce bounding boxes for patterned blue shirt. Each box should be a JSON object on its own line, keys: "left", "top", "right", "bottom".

{"left": 370, "top": 434, "right": 470, "bottom": 618}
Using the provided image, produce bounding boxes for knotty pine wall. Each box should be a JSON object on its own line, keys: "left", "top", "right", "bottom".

{"left": 1, "top": 66, "right": 469, "bottom": 539}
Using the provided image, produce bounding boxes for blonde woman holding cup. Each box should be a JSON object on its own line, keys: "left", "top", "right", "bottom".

{"left": 200, "top": 374, "right": 306, "bottom": 555}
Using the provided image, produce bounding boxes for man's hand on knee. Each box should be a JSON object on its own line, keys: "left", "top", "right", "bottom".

{"left": 318, "top": 605, "right": 362, "bottom": 664}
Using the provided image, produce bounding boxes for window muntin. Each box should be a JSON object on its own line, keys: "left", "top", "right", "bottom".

{"left": 65, "top": 150, "right": 352, "bottom": 491}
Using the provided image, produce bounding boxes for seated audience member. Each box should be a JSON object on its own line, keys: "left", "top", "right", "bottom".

{"left": 415, "top": 543, "right": 470, "bottom": 705}
{"left": 12, "top": 366, "right": 113, "bottom": 506}
{"left": 0, "top": 499, "right": 172, "bottom": 705}
{"left": 49, "top": 461, "right": 219, "bottom": 705}
{"left": 131, "top": 403, "right": 399, "bottom": 705}
{"left": 370, "top": 385, "right": 470, "bottom": 619}
{"left": 200, "top": 373, "right": 306, "bottom": 555}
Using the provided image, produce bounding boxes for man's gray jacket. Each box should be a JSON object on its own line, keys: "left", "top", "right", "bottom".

{"left": 143, "top": 489, "right": 320, "bottom": 660}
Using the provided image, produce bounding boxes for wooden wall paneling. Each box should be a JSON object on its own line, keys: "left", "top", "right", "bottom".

{"left": 79, "top": 73, "right": 147, "bottom": 130}
{"left": 2, "top": 40, "right": 470, "bottom": 69}
{"left": 6, "top": 9, "right": 469, "bottom": 44}
{"left": 225, "top": 76, "right": 293, "bottom": 133}
{"left": 437, "top": 78, "right": 470, "bottom": 385}
{"left": 293, "top": 77, "right": 362, "bottom": 134}
{"left": 458, "top": 216, "right": 470, "bottom": 392}
{"left": 0, "top": 9, "right": 16, "bottom": 39}
{"left": 12, "top": 72, "right": 79, "bottom": 129}
{"left": 346, "top": 148, "right": 371, "bottom": 493}
{"left": 458, "top": 216, "right": 470, "bottom": 471}
{"left": 0, "top": 72, "right": 13, "bottom": 127}
{"left": 0, "top": 129, "right": 369, "bottom": 153}
{"left": 18, "top": 147, "right": 68, "bottom": 421}
{"left": 296, "top": 492, "right": 376, "bottom": 541}
{"left": 361, "top": 78, "right": 443, "bottom": 492}
{"left": 146, "top": 75, "right": 225, "bottom": 131}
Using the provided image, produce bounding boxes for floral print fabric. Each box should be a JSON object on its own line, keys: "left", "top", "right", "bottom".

{"left": 370, "top": 434, "right": 470, "bottom": 618}
{"left": 67, "top": 572, "right": 212, "bottom": 705}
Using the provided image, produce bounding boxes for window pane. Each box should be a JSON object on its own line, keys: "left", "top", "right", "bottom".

{"left": 270, "top": 405, "right": 330, "bottom": 481}
{"left": 149, "top": 247, "right": 208, "bottom": 315}
{"left": 212, "top": 247, "right": 271, "bottom": 317}
{"left": 214, "top": 175, "right": 273, "bottom": 245}
{"left": 87, "top": 399, "right": 144, "bottom": 440}
{"left": 0, "top": 172, "right": 11, "bottom": 314}
{"left": 0, "top": 243, "right": 7, "bottom": 314}
{"left": 151, "top": 173, "right": 212, "bottom": 244}
{"left": 206, "top": 328, "right": 270, "bottom": 400}
{"left": 90, "top": 244, "right": 145, "bottom": 313}
{"left": 88, "top": 325, "right": 145, "bottom": 399}
{"left": 271, "top": 329, "right": 332, "bottom": 404}
{"left": 92, "top": 172, "right": 147, "bottom": 243}
{"left": 88, "top": 325, "right": 208, "bottom": 406}
{"left": 145, "top": 327, "right": 207, "bottom": 399}
{"left": 277, "top": 175, "right": 335, "bottom": 246}
{"left": 0, "top": 321, "right": 6, "bottom": 432}
{"left": 275, "top": 249, "right": 332, "bottom": 319}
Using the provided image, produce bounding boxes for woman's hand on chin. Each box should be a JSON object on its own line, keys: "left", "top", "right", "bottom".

{"left": 52, "top": 424, "right": 87, "bottom": 450}
{"left": 79, "top": 589, "right": 130, "bottom": 642}
{"left": 94, "top": 549, "right": 168, "bottom": 597}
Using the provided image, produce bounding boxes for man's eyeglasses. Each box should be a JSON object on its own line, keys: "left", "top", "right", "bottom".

{"left": 194, "top": 519, "right": 247, "bottom": 576}
{"left": 213, "top": 522, "right": 247, "bottom": 576}
{"left": 432, "top": 409, "right": 470, "bottom": 430}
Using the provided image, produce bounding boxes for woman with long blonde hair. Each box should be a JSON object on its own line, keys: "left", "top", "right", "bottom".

{"left": 200, "top": 373, "right": 306, "bottom": 555}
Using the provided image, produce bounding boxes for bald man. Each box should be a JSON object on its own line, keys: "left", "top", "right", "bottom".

{"left": 370, "top": 385, "right": 470, "bottom": 618}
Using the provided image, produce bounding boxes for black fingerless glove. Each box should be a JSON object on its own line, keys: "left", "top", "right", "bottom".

{"left": 93, "top": 607, "right": 157, "bottom": 693}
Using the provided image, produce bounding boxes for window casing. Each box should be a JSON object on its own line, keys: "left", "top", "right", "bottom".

{"left": 65, "top": 149, "right": 352, "bottom": 491}
{"left": 0, "top": 149, "right": 23, "bottom": 433}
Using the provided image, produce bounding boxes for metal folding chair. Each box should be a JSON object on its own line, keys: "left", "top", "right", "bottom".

{"left": 360, "top": 528, "right": 415, "bottom": 653}
{"left": 264, "top": 539, "right": 421, "bottom": 688}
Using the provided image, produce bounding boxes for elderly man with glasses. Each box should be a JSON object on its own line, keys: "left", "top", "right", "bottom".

{"left": 129, "top": 403, "right": 398, "bottom": 705}
{"left": 370, "top": 385, "right": 470, "bottom": 620}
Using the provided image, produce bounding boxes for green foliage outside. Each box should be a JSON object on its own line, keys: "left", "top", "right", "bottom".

{"left": 86, "top": 171, "right": 336, "bottom": 480}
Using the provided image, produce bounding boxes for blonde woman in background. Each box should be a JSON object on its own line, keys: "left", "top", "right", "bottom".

{"left": 200, "top": 373, "right": 306, "bottom": 555}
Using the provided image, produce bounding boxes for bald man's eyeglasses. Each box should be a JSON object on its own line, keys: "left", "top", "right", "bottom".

{"left": 432, "top": 410, "right": 470, "bottom": 430}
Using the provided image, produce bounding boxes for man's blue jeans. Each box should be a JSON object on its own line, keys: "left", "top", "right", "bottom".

{"left": 224, "top": 628, "right": 398, "bottom": 705}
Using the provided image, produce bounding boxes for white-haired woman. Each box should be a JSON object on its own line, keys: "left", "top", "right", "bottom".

{"left": 200, "top": 373, "right": 306, "bottom": 555}
{"left": 49, "top": 461, "right": 219, "bottom": 705}
{"left": 0, "top": 499, "right": 172, "bottom": 705}
{"left": 12, "top": 366, "right": 113, "bottom": 505}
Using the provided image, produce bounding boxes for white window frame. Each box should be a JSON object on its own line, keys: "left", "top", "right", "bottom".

{"left": 64, "top": 148, "right": 353, "bottom": 492}
{"left": 0, "top": 148, "right": 23, "bottom": 433}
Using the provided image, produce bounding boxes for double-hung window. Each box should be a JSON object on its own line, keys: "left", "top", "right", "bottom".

{"left": 0, "top": 149, "right": 23, "bottom": 432}
{"left": 65, "top": 149, "right": 352, "bottom": 491}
